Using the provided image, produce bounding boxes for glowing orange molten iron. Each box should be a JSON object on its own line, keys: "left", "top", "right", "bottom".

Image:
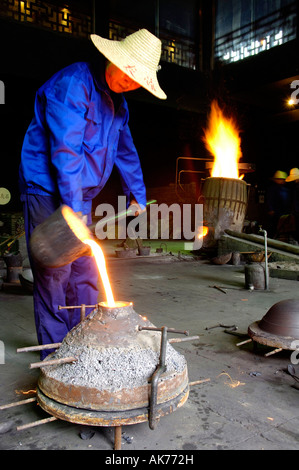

{"left": 61, "top": 206, "right": 116, "bottom": 307}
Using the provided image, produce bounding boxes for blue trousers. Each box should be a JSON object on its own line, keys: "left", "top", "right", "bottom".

{"left": 22, "top": 195, "right": 99, "bottom": 359}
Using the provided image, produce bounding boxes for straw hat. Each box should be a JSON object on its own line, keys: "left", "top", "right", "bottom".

{"left": 286, "top": 168, "right": 299, "bottom": 182}
{"left": 273, "top": 170, "right": 287, "bottom": 180}
{"left": 90, "top": 29, "right": 167, "bottom": 100}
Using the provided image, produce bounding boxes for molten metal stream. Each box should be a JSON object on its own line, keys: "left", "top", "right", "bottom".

{"left": 83, "top": 239, "right": 116, "bottom": 307}
{"left": 61, "top": 206, "right": 116, "bottom": 307}
{"left": 197, "top": 226, "right": 208, "bottom": 240}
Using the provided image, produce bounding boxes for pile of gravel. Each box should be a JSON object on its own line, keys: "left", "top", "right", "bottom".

{"left": 43, "top": 342, "right": 187, "bottom": 393}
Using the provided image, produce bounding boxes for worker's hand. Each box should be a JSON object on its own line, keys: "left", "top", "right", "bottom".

{"left": 128, "top": 200, "right": 146, "bottom": 216}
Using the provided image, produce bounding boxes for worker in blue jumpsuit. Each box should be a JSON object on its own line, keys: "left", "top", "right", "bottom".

{"left": 19, "top": 29, "right": 166, "bottom": 358}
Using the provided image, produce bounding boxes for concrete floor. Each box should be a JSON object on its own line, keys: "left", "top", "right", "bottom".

{"left": 1, "top": 240, "right": 299, "bottom": 452}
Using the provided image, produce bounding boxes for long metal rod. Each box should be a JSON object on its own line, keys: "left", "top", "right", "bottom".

{"left": 114, "top": 426, "right": 122, "bottom": 450}
{"left": 0, "top": 397, "right": 36, "bottom": 410}
{"left": 30, "top": 356, "right": 78, "bottom": 369}
{"left": 139, "top": 326, "right": 189, "bottom": 336}
{"left": 169, "top": 335, "right": 199, "bottom": 343}
{"left": 88, "top": 199, "right": 157, "bottom": 231}
{"left": 17, "top": 416, "right": 57, "bottom": 431}
{"left": 236, "top": 338, "right": 253, "bottom": 347}
{"left": 189, "top": 378, "right": 210, "bottom": 386}
{"left": 263, "top": 230, "right": 269, "bottom": 290}
{"left": 264, "top": 347, "right": 283, "bottom": 357}
{"left": 58, "top": 304, "right": 98, "bottom": 310}
{"left": 17, "top": 343, "right": 62, "bottom": 353}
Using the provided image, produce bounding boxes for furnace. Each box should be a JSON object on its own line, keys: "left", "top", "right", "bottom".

{"left": 201, "top": 100, "right": 251, "bottom": 246}
{"left": 36, "top": 301, "right": 189, "bottom": 428}
{"left": 201, "top": 176, "right": 248, "bottom": 242}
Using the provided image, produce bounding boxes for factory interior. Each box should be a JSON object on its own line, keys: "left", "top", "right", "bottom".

{"left": 1, "top": 0, "right": 299, "bottom": 455}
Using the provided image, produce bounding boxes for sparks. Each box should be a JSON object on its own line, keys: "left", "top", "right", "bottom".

{"left": 218, "top": 372, "right": 245, "bottom": 388}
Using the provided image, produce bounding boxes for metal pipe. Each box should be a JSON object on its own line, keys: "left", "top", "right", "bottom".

{"left": 189, "top": 378, "right": 210, "bottom": 386}
{"left": 88, "top": 199, "right": 157, "bottom": 232}
{"left": 58, "top": 304, "right": 98, "bottom": 310}
{"left": 0, "top": 397, "right": 36, "bottom": 410}
{"left": 114, "top": 426, "right": 122, "bottom": 450}
{"left": 225, "top": 228, "right": 299, "bottom": 255}
{"left": 259, "top": 228, "right": 269, "bottom": 290}
{"left": 30, "top": 356, "right": 78, "bottom": 369}
{"left": 139, "top": 326, "right": 189, "bottom": 336}
{"left": 17, "top": 416, "right": 57, "bottom": 431}
{"left": 169, "top": 335, "right": 199, "bottom": 343}
{"left": 236, "top": 338, "right": 253, "bottom": 347}
{"left": 264, "top": 347, "right": 283, "bottom": 357}
{"left": 17, "top": 343, "right": 62, "bottom": 353}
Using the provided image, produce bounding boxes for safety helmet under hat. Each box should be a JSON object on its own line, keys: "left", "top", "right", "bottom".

{"left": 286, "top": 168, "right": 299, "bottom": 182}
{"left": 273, "top": 170, "right": 287, "bottom": 180}
{"left": 90, "top": 29, "right": 167, "bottom": 100}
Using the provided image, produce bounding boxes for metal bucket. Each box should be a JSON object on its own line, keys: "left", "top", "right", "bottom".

{"left": 29, "top": 205, "right": 93, "bottom": 268}
{"left": 4, "top": 251, "right": 23, "bottom": 283}
{"left": 201, "top": 177, "right": 248, "bottom": 242}
{"left": 245, "top": 263, "right": 266, "bottom": 290}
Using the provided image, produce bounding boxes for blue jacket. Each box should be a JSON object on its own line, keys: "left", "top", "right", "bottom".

{"left": 19, "top": 62, "right": 147, "bottom": 215}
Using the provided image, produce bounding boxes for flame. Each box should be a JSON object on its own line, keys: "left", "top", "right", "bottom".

{"left": 61, "top": 206, "right": 116, "bottom": 307}
{"left": 197, "top": 226, "right": 209, "bottom": 240}
{"left": 203, "top": 101, "right": 242, "bottom": 179}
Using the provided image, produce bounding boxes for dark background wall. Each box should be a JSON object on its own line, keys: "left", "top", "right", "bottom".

{"left": 1, "top": 0, "right": 299, "bottom": 218}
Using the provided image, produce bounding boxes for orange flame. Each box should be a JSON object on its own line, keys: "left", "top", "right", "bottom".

{"left": 203, "top": 101, "right": 242, "bottom": 179}
{"left": 61, "top": 206, "right": 116, "bottom": 307}
{"left": 197, "top": 226, "right": 209, "bottom": 240}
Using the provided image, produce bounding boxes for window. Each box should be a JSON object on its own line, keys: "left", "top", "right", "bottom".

{"left": 109, "top": 0, "right": 198, "bottom": 69}
{"left": 215, "top": 0, "right": 297, "bottom": 63}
